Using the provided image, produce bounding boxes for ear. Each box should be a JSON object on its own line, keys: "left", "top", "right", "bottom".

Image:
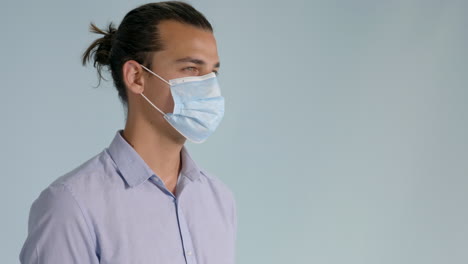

{"left": 122, "top": 60, "right": 145, "bottom": 95}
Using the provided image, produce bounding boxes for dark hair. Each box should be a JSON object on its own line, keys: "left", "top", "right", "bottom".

{"left": 82, "top": 1, "right": 213, "bottom": 107}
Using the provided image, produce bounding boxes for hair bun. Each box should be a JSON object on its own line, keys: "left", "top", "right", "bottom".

{"left": 82, "top": 22, "right": 117, "bottom": 68}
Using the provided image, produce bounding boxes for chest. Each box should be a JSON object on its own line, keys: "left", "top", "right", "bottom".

{"left": 92, "top": 187, "right": 235, "bottom": 264}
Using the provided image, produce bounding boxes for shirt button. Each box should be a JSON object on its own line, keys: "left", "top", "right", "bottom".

{"left": 186, "top": 250, "right": 192, "bottom": 256}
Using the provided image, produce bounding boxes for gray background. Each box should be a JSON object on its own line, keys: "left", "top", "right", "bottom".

{"left": 1, "top": 0, "right": 467, "bottom": 263}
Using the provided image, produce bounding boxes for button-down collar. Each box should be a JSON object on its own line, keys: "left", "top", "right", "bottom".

{"left": 106, "top": 130, "right": 202, "bottom": 188}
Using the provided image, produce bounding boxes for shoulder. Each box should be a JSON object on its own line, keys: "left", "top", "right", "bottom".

{"left": 198, "top": 169, "right": 238, "bottom": 231}
{"left": 28, "top": 151, "right": 110, "bottom": 231}
{"left": 30, "top": 151, "right": 108, "bottom": 218}
{"left": 200, "top": 169, "right": 235, "bottom": 198}
{"left": 29, "top": 149, "right": 119, "bottom": 222}
{"left": 43, "top": 149, "right": 125, "bottom": 207}
{"left": 49, "top": 150, "right": 111, "bottom": 188}
{"left": 21, "top": 152, "right": 112, "bottom": 255}
{"left": 199, "top": 168, "right": 237, "bottom": 212}
{"left": 30, "top": 182, "right": 80, "bottom": 219}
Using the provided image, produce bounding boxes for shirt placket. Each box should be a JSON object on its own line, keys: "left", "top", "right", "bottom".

{"left": 150, "top": 174, "right": 198, "bottom": 264}
{"left": 174, "top": 197, "right": 197, "bottom": 264}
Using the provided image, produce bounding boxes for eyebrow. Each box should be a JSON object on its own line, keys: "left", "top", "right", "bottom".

{"left": 175, "top": 56, "right": 220, "bottom": 68}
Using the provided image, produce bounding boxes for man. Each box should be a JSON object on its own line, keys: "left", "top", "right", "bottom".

{"left": 19, "top": 2, "right": 237, "bottom": 263}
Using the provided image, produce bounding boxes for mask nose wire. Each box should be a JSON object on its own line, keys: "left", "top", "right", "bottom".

{"left": 139, "top": 64, "right": 170, "bottom": 117}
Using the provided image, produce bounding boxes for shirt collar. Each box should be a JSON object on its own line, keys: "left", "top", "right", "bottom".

{"left": 106, "top": 130, "right": 202, "bottom": 188}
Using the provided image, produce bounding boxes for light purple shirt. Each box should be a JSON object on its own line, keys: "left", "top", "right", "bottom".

{"left": 20, "top": 130, "right": 237, "bottom": 264}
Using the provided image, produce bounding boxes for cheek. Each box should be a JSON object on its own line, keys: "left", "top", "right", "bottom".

{"left": 145, "top": 81, "right": 174, "bottom": 113}
{"left": 156, "top": 91, "right": 174, "bottom": 113}
{"left": 163, "top": 90, "right": 175, "bottom": 112}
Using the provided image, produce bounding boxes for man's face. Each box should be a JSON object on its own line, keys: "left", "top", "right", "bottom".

{"left": 142, "top": 20, "right": 220, "bottom": 116}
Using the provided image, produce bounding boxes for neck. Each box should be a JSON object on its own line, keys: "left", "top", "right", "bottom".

{"left": 122, "top": 113, "right": 185, "bottom": 189}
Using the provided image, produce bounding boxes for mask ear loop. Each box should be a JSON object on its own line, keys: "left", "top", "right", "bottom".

{"left": 140, "top": 93, "right": 166, "bottom": 116}
{"left": 139, "top": 64, "right": 171, "bottom": 116}
{"left": 140, "top": 64, "right": 170, "bottom": 85}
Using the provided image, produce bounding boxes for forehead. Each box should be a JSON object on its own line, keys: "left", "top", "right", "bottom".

{"left": 157, "top": 20, "right": 218, "bottom": 60}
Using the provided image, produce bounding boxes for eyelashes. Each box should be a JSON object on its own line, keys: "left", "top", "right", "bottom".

{"left": 182, "top": 66, "right": 198, "bottom": 73}
{"left": 182, "top": 67, "right": 219, "bottom": 76}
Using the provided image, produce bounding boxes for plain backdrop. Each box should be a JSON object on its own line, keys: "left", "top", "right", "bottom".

{"left": 1, "top": 0, "right": 467, "bottom": 263}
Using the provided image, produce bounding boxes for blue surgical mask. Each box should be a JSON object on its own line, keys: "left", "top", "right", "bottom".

{"left": 139, "top": 64, "right": 224, "bottom": 143}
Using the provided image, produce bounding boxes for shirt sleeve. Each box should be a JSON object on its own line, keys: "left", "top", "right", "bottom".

{"left": 231, "top": 191, "right": 238, "bottom": 264}
{"left": 19, "top": 183, "right": 99, "bottom": 264}
{"left": 232, "top": 194, "right": 238, "bottom": 240}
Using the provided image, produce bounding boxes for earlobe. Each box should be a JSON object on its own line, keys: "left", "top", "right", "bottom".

{"left": 123, "top": 60, "right": 145, "bottom": 95}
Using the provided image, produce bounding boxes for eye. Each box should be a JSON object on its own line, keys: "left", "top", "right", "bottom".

{"left": 182, "top": 66, "right": 198, "bottom": 74}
